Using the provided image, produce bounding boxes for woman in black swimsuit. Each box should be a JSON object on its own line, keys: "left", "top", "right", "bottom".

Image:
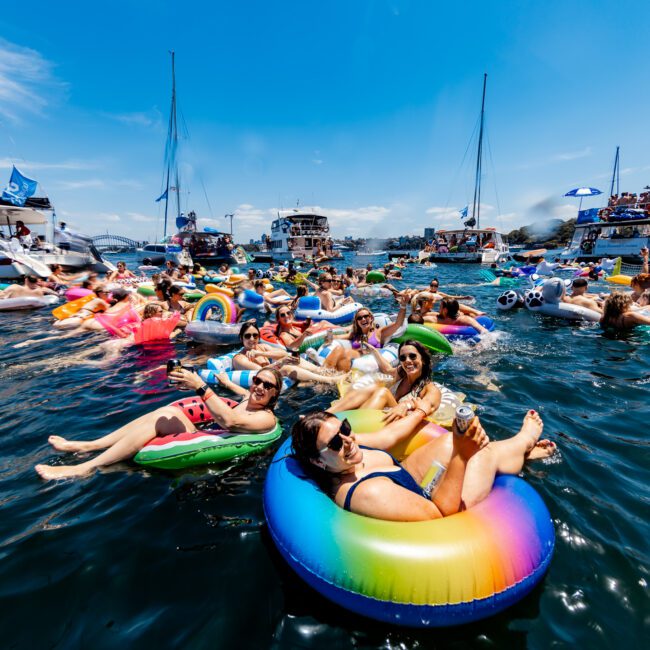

{"left": 291, "top": 407, "right": 553, "bottom": 521}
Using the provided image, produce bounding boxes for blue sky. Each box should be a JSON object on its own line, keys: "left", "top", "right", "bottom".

{"left": 1, "top": 0, "right": 649, "bottom": 243}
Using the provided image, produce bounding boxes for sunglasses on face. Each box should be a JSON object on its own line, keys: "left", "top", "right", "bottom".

{"left": 278, "top": 311, "right": 292, "bottom": 318}
{"left": 356, "top": 314, "right": 372, "bottom": 322}
{"left": 243, "top": 332, "right": 259, "bottom": 340}
{"left": 399, "top": 352, "right": 419, "bottom": 362}
{"left": 319, "top": 418, "right": 352, "bottom": 454}
{"left": 252, "top": 375, "right": 278, "bottom": 391}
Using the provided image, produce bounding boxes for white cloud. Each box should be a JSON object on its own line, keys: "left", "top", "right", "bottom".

{"left": 56, "top": 179, "right": 106, "bottom": 190}
{"left": 102, "top": 109, "right": 163, "bottom": 129}
{"left": 0, "top": 38, "right": 65, "bottom": 123}
{"left": 0, "top": 157, "right": 97, "bottom": 171}
{"left": 312, "top": 158, "right": 323, "bottom": 165}
{"left": 552, "top": 147, "right": 592, "bottom": 162}
{"left": 127, "top": 212, "right": 156, "bottom": 223}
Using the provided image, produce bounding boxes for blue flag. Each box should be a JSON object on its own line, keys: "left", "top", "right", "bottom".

{"left": 155, "top": 189, "right": 168, "bottom": 202}
{"left": 2, "top": 166, "right": 38, "bottom": 206}
{"left": 459, "top": 206, "right": 468, "bottom": 218}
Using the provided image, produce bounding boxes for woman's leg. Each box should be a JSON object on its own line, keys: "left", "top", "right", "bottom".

{"left": 36, "top": 406, "right": 196, "bottom": 480}
{"left": 362, "top": 386, "right": 398, "bottom": 410}
{"left": 280, "top": 366, "right": 346, "bottom": 385}
{"left": 330, "top": 384, "right": 377, "bottom": 411}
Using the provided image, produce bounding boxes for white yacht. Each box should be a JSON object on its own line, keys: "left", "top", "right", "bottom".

{"left": 266, "top": 211, "right": 339, "bottom": 261}
{"left": 561, "top": 214, "right": 650, "bottom": 263}
{"left": 0, "top": 205, "right": 115, "bottom": 279}
{"left": 428, "top": 228, "right": 510, "bottom": 264}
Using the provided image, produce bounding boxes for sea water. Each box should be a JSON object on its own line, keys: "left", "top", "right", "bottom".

{"left": 0, "top": 252, "right": 647, "bottom": 647}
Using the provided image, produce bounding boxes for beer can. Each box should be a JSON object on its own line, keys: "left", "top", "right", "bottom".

{"left": 454, "top": 405, "right": 474, "bottom": 434}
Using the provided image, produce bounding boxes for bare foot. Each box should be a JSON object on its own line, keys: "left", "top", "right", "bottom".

{"left": 516, "top": 410, "right": 544, "bottom": 453}
{"left": 35, "top": 463, "right": 94, "bottom": 480}
{"left": 526, "top": 439, "right": 557, "bottom": 460}
{"left": 48, "top": 435, "right": 88, "bottom": 452}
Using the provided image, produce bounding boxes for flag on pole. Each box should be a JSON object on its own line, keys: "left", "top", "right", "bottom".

{"left": 155, "top": 189, "right": 168, "bottom": 202}
{"left": 2, "top": 166, "right": 38, "bottom": 206}
{"left": 459, "top": 206, "right": 468, "bottom": 218}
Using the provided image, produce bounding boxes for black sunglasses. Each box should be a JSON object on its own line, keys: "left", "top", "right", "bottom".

{"left": 399, "top": 352, "right": 419, "bottom": 362}
{"left": 319, "top": 418, "right": 352, "bottom": 453}
{"left": 252, "top": 375, "right": 278, "bottom": 391}
{"left": 243, "top": 332, "right": 259, "bottom": 340}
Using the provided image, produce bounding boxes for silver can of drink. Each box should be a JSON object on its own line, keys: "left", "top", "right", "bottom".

{"left": 454, "top": 405, "right": 474, "bottom": 434}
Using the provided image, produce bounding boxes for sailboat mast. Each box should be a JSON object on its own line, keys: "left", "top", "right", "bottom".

{"left": 609, "top": 146, "right": 620, "bottom": 198}
{"left": 163, "top": 51, "right": 178, "bottom": 238}
{"left": 471, "top": 73, "right": 487, "bottom": 230}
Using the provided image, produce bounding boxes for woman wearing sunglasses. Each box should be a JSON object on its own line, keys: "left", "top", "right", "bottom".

{"left": 432, "top": 298, "right": 489, "bottom": 334}
{"left": 322, "top": 294, "right": 410, "bottom": 372}
{"left": 232, "top": 322, "right": 347, "bottom": 385}
{"left": 291, "top": 406, "right": 553, "bottom": 521}
{"left": 35, "top": 367, "right": 283, "bottom": 480}
{"left": 315, "top": 273, "right": 353, "bottom": 312}
{"left": 331, "top": 340, "right": 440, "bottom": 424}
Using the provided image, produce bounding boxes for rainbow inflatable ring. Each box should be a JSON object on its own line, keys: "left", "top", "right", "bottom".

{"left": 192, "top": 293, "right": 237, "bottom": 324}
{"left": 426, "top": 315, "right": 495, "bottom": 340}
{"left": 264, "top": 422, "right": 554, "bottom": 627}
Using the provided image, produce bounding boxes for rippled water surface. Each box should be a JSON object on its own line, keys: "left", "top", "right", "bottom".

{"left": 1, "top": 253, "right": 648, "bottom": 648}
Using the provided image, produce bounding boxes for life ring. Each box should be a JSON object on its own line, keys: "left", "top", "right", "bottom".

{"left": 390, "top": 323, "right": 453, "bottom": 355}
{"left": 264, "top": 422, "right": 555, "bottom": 627}
{"left": 192, "top": 294, "right": 237, "bottom": 324}
{"left": 425, "top": 315, "right": 495, "bottom": 340}
{"left": 294, "top": 296, "right": 362, "bottom": 325}
{"left": 598, "top": 208, "right": 613, "bottom": 220}
{"left": 365, "top": 271, "right": 386, "bottom": 284}
{"left": 205, "top": 284, "right": 235, "bottom": 297}
{"left": 133, "top": 396, "right": 282, "bottom": 469}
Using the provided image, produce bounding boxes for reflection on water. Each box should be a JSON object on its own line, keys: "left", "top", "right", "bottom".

{"left": 0, "top": 255, "right": 648, "bottom": 647}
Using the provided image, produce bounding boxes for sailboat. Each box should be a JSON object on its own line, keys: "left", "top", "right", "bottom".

{"left": 137, "top": 52, "right": 241, "bottom": 267}
{"left": 425, "top": 74, "right": 510, "bottom": 264}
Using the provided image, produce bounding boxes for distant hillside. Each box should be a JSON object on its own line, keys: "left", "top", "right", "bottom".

{"left": 507, "top": 218, "right": 576, "bottom": 249}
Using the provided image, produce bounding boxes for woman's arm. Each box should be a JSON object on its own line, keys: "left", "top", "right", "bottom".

{"left": 458, "top": 315, "right": 489, "bottom": 334}
{"left": 360, "top": 407, "right": 430, "bottom": 449}
{"left": 378, "top": 294, "right": 409, "bottom": 341}
{"left": 216, "top": 371, "right": 250, "bottom": 397}
{"left": 363, "top": 343, "right": 397, "bottom": 375}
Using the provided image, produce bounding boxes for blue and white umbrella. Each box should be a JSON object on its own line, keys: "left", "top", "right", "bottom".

{"left": 564, "top": 186, "right": 603, "bottom": 213}
{"left": 564, "top": 187, "right": 602, "bottom": 198}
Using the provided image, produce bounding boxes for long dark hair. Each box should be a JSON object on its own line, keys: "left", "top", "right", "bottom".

{"left": 440, "top": 298, "right": 459, "bottom": 319}
{"left": 348, "top": 308, "right": 374, "bottom": 342}
{"left": 290, "top": 411, "right": 339, "bottom": 493}
{"left": 290, "top": 285, "right": 308, "bottom": 311}
{"left": 396, "top": 340, "right": 433, "bottom": 398}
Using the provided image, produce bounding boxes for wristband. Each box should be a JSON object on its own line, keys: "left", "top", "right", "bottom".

{"left": 413, "top": 407, "right": 428, "bottom": 418}
{"left": 200, "top": 389, "right": 215, "bottom": 402}
{"left": 195, "top": 384, "right": 209, "bottom": 398}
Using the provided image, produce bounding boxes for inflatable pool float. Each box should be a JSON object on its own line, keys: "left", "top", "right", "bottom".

{"left": 496, "top": 290, "right": 525, "bottom": 311}
{"left": 0, "top": 294, "right": 59, "bottom": 311}
{"left": 192, "top": 294, "right": 237, "bottom": 324}
{"left": 335, "top": 378, "right": 466, "bottom": 430}
{"left": 185, "top": 320, "right": 241, "bottom": 345}
{"left": 265, "top": 428, "right": 554, "bottom": 627}
{"left": 132, "top": 313, "right": 181, "bottom": 345}
{"left": 65, "top": 287, "right": 94, "bottom": 301}
{"left": 199, "top": 367, "right": 294, "bottom": 392}
{"left": 95, "top": 307, "right": 141, "bottom": 337}
{"left": 294, "top": 296, "right": 362, "bottom": 325}
{"left": 203, "top": 274, "right": 229, "bottom": 284}
{"left": 425, "top": 315, "right": 495, "bottom": 340}
{"left": 524, "top": 279, "right": 601, "bottom": 322}
{"left": 134, "top": 396, "right": 282, "bottom": 470}
{"left": 259, "top": 322, "right": 344, "bottom": 352}
{"left": 391, "top": 323, "right": 453, "bottom": 355}
{"left": 52, "top": 294, "right": 95, "bottom": 320}
{"left": 310, "top": 340, "right": 400, "bottom": 373}
{"left": 136, "top": 284, "right": 156, "bottom": 297}
{"left": 365, "top": 271, "right": 386, "bottom": 284}
{"left": 205, "top": 283, "right": 235, "bottom": 296}
{"left": 348, "top": 285, "right": 393, "bottom": 298}
{"left": 605, "top": 274, "right": 632, "bottom": 286}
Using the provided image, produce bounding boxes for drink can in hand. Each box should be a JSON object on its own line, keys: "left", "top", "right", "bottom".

{"left": 454, "top": 405, "right": 474, "bottom": 434}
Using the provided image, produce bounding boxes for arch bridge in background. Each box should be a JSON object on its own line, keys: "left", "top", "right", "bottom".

{"left": 91, "top": 234, "right": 143, "bottom": 253}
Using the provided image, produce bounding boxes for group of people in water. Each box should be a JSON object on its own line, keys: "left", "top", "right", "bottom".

{"left": 0, "top": 247, "right": 644, "bottom": 522}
